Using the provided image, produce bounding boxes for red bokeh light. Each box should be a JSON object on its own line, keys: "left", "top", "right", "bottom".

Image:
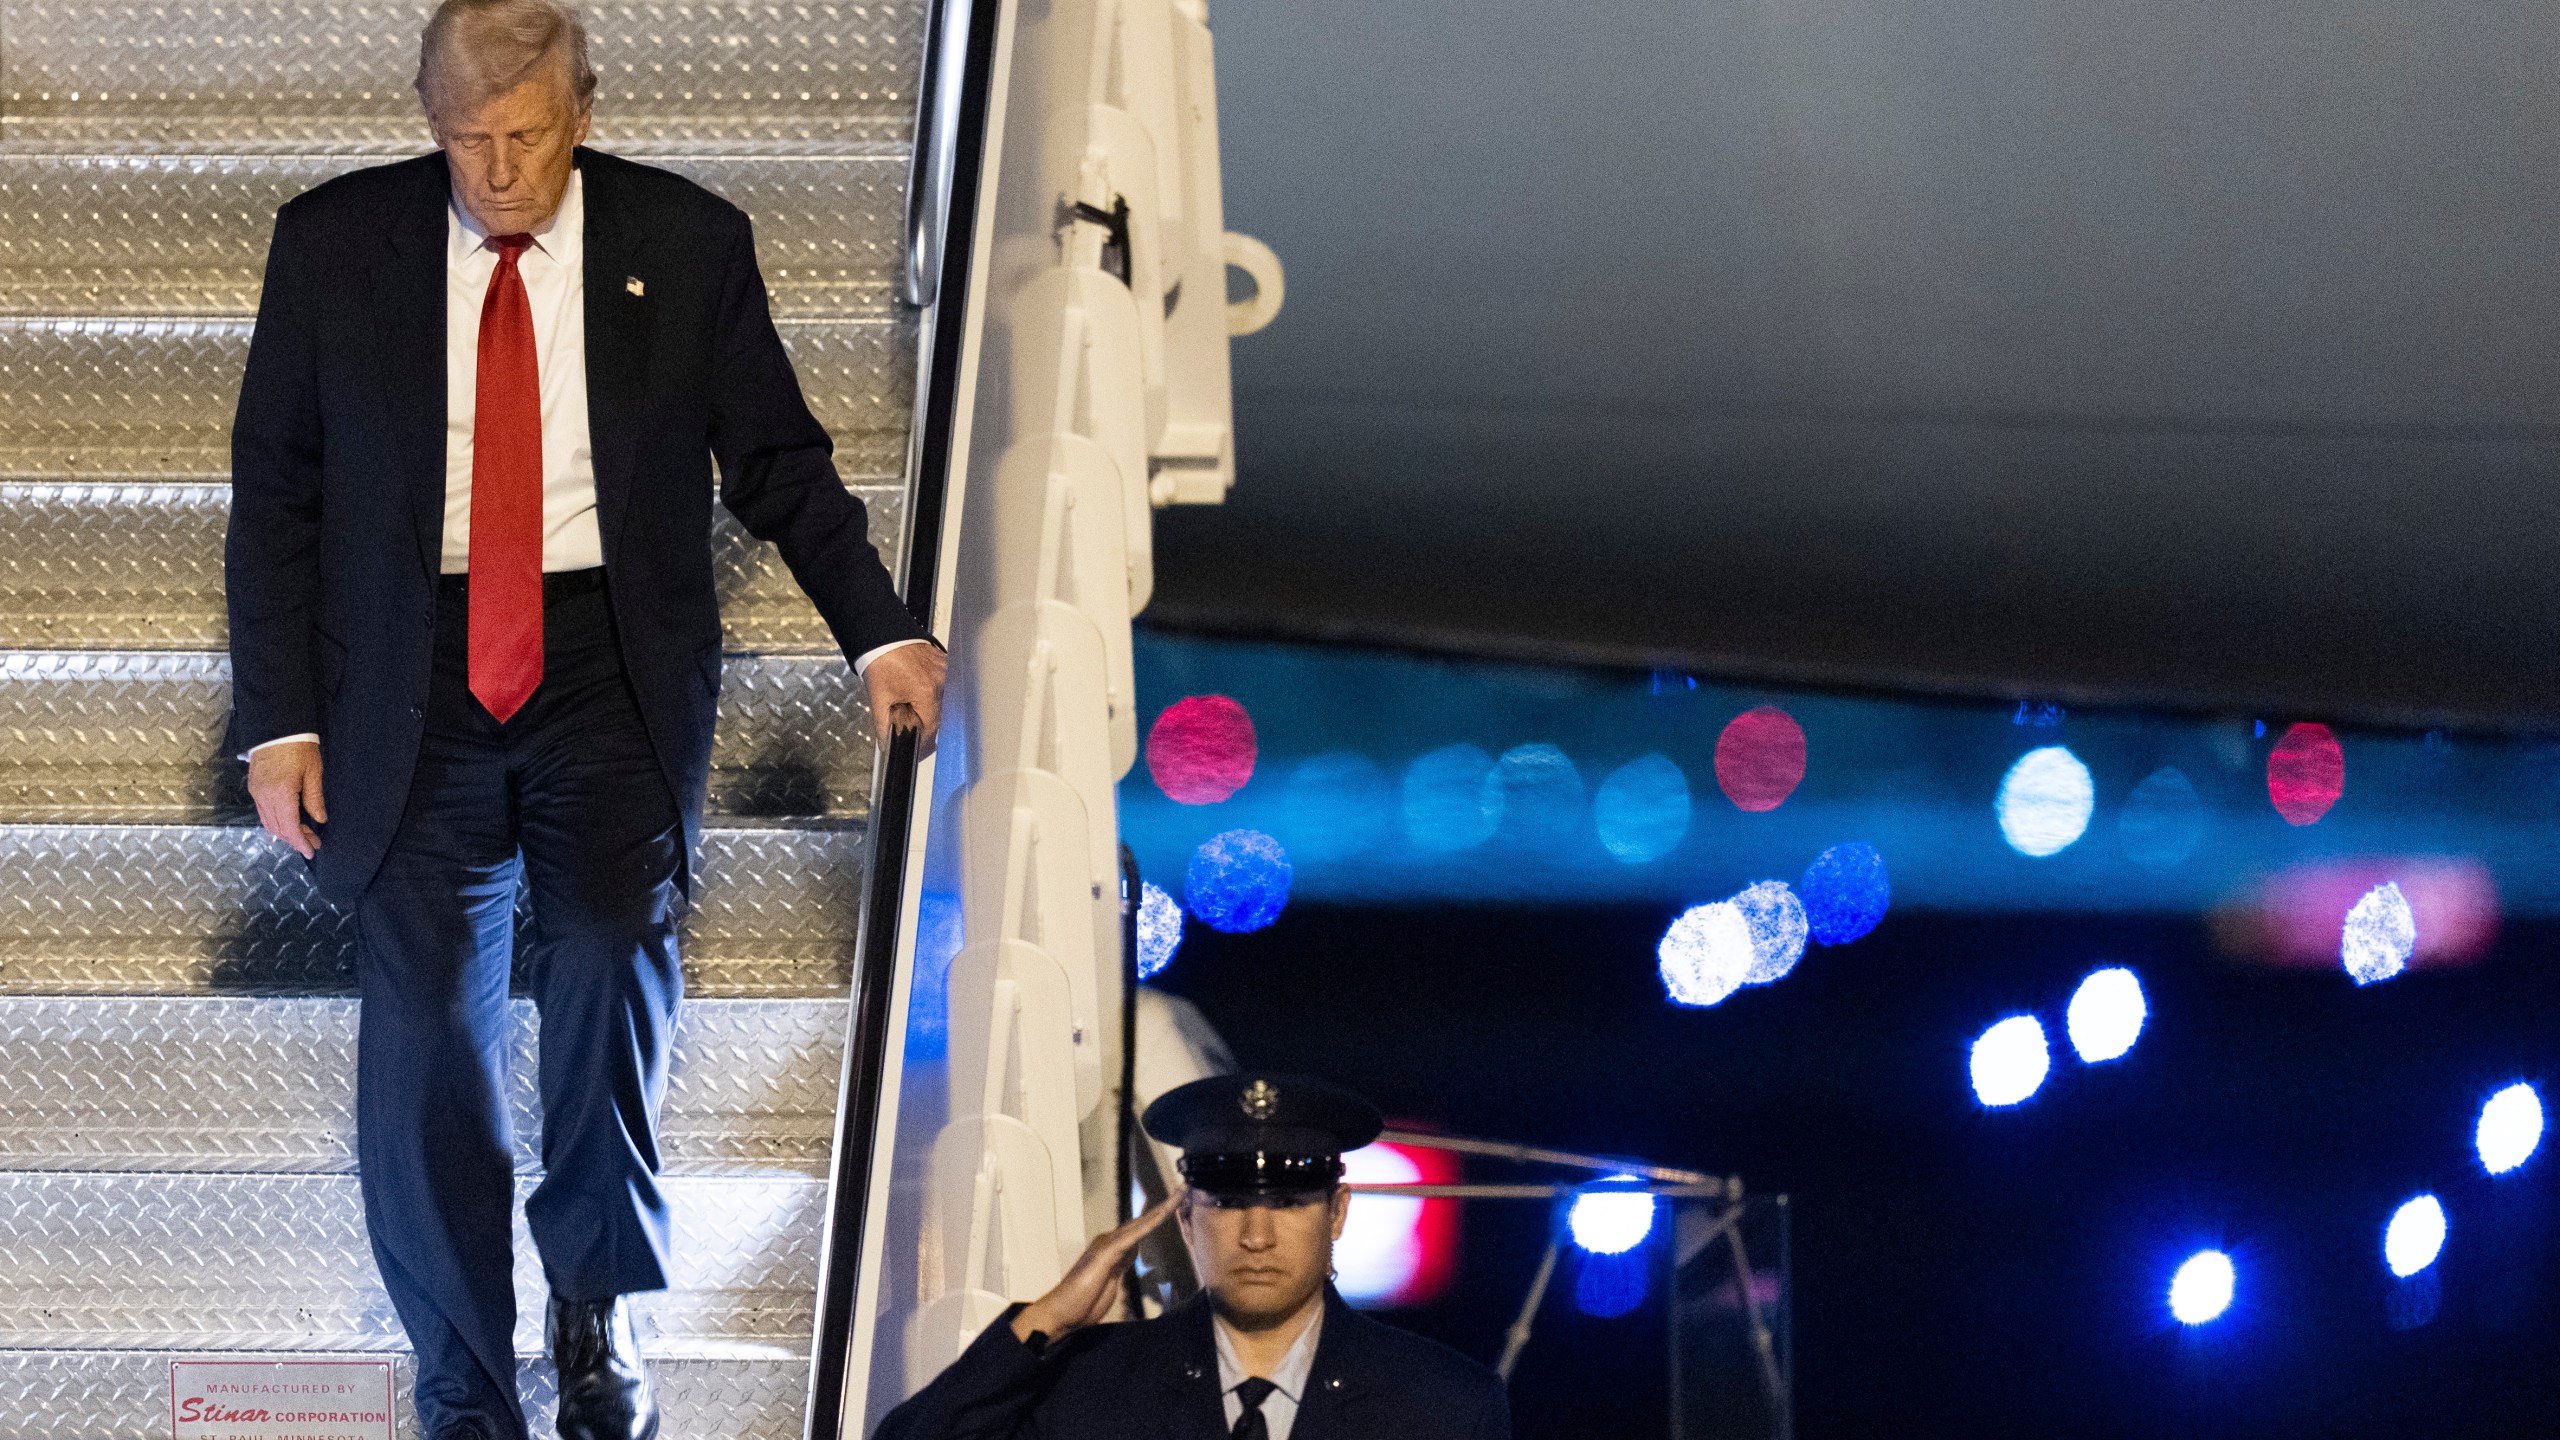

{"left": 1145, "top": 695, "right": 1258, "bottom": 804}
{"left": 1339, "top": 1139, "right": 1462, "bottom": 1309}
{"left": 2267, "top": 722, "right": 2345, "bottom": 825}
{"left": 1714, "top": 706, "right": 1807, "bottom": 812}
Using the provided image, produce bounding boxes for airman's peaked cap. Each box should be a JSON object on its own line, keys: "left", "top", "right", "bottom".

{"left": 1141, "top": 1072, "right": 1384, "bottom": 1196}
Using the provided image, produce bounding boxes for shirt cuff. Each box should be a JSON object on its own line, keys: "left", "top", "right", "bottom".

{"left": 240, "top": 732, "right": 320, "bottom": 763}
{"left": 853, "top": 637, "right": 935, "bottom": 677}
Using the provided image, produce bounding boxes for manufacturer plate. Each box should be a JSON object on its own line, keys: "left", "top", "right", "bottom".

{"left": 169, "top": 1360, "right": 393, "bottom": 1440}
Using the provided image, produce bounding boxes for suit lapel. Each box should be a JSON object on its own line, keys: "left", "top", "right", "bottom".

{"left": 1284, "top": 1288, "right": 1367, "bottom": 1440}
{"left": 1156, "top": 1298, "right": 1231, "bottom": 1439}
{"left": 576, "top": 148, "right": 656, "bottom": 572}
{"left": 363, "top": 152, "right": 452, "bottom": 583}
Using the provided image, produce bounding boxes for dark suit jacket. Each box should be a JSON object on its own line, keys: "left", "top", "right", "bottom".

{"left": 226, "top": 147, "right": 923, "bottom": 903}
{"left": 874, "top": 1289, "right": 1513, "bottom": 1440}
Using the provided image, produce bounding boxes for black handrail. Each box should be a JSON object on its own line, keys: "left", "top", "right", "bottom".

{"left": 802, "top": 0, "right": 1008, "bottom": 1430}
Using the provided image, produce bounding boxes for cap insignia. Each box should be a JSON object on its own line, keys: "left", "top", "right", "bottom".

{"left": 1239, "top": 1079, "right": 1279, "bottom": 1121}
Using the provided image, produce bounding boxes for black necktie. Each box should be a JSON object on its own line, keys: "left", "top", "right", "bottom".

{"left": 1229, "top": 1376, "right": 1279, "bottom": 1440}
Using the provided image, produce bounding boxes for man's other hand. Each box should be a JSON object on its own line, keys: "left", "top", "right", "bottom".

{"left": 1009, "top": 1195, "right": 1178, "bottom": 1346}
{"left": 247, "top": 740, "right": 326, "bottom": 858}
{"left": 864, "top": 641, "right": 948, "bottom": 758}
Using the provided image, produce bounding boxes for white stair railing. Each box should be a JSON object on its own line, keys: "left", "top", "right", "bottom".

{"left": 874, "top": 0, "right": 1283, "bottom": 1406}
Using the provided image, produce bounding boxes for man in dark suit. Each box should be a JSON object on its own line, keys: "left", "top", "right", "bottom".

{"left": 224, "top": 3, "right": 946, "bottom": 1437}
{"left": 878, "top": 1075, "right": 1513, "bottom": 1440}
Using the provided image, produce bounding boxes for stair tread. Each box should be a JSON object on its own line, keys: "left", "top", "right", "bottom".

{"left": 0, "top": 479, "right": 899, "bottom": 652}
{"left": 0, "top": 1171, "right": 822, "bottom": 1351}
{"left": 1, "top": 0, "right": 922, "bottom": 148}
{"left": 0, "top": 649, "right": 877, "bottom": 823}
{"left": 0, "top": 823, "right": 870, "bottom": 996}
{"left": 0, "top": 149, "right": 906, "bottom": 318}
{"left": 0, "top": 1348, "right": 814, "bottom": 1438}
{"left": 0, "top": 995, "right": 848, "bottom": 1175}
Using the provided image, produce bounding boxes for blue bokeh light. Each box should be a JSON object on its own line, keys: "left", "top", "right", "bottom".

{"left": 1135, "top": 881, "right": 1184, "bottom": 979}
{"left": 1970, "top": 1015, "right": 2051, "bottom": 1107}
{"left": 1594, "top": 754, "right": 1691, "bottom": 863}
{"left": 1568, "top": 1177, "right": 1656, "bottom": 1255}
{"left": 1997, "top": 746, "right": 2095, "bottom": 858}
{"left": 2383, "top": 1194, "right": 2446, "bottom": 1278}
{"left": 2477, "top": 1083, "right": 2545, "bottom": 1175}
{"left": 1574, "top": 1246, "right": 1651, "bottom": 1318}
{"left": 1491, "top": 743, "right": 1585, "bottom": 845}
{"left": 2118, "top": 766, "right": 2205, "bottom": 870}
{"left": 1801, "top": 842, "right": 1890, "bottom": 945}
{"left": 1402, "top": 744, "right": 1501, "bottom": 851}
{"left": 2065, "top": 967, "right": 2146, "bottom": 1063}
{"left": 1282, "top": 752, "right": 1393, "bottom": 862}
{"left": 1184, "top": 829, "right": 1294, "bottom": 933}
{"left": 2169, "top": 1250, "right": 2235, "bottom": 1324}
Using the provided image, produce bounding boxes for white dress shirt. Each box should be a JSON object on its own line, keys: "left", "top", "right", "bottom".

{"left": 243, "top": 167, "right": 922, "bottom": 759}
{"left": 1215, "top": 1306, "right": 1323, "bottom": 1440}
{"left": 442, "top": 166, "right": 603, "bottom": 575}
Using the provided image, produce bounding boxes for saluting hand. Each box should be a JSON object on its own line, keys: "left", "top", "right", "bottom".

{"left": 864, "top": 641, "right": 948, "bottom": 760}
{"left": 247, "top": 739, "right": 327, "bottom": 858}
{"left": 1009, "top": 1194, "right": 1180, "bottom": 1345}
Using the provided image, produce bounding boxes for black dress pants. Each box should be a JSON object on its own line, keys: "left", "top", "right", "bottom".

{"left": 352, "top": 569, "right": 685, "bottom": 1440}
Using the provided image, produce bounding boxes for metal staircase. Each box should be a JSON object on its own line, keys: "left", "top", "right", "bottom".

{"left": 0, "top": 4, "right": 932, "bottom": 1433}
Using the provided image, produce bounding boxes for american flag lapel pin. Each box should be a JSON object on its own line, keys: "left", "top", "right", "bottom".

{"left": 625, "top": 275, "right": 645, "bottom": 297}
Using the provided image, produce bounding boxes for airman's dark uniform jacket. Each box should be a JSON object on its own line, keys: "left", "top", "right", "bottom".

{"left": 876, "top": 1286, "right": 1512, "bottom": 1440}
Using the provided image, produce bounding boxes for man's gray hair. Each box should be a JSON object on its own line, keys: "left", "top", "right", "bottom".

{"left": 415, "top": 0, "right": 599, "bottom": 121}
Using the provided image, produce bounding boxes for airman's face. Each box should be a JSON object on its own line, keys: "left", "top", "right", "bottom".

{"left": 429, "top": 60, "right": 590, "bottom": 236}
{"left": 1177, "top": 1188, "right": 1350, "bottom": 1331}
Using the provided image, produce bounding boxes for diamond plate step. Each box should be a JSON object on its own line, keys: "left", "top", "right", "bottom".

{"left": 0, "top": 0, "right": 922, "bottom": 149}
{"left": 0, "top": 315, "right": 911, "bottom": 479}
{"left": 0, "top": 480, "right": 900, "bottom": 652}
{"left": 0, "top": 1350, "right": 808, "bottom": 1440}
{"left": 0, "top": 1171, "right": 823, "bottom": 1353}
{"left": 0, "top": 996, "right": 847, "bottom": 1176}
{"left": 0, "top": 824, "right": 865, "bottom": 996}
{"left": 0, "top": 150, "right": 905, "bottom": 317}
{"left": 0, "top": 650, "right": 877, "bottom": 823}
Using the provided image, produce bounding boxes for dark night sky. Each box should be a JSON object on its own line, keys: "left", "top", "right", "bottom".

{"left": 1153, "top": 899, "right": 2560, "bottom": 1437}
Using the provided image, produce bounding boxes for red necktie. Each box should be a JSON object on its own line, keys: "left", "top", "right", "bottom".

{"left": 469, "top": 232, "right": 544, "bottom": 723}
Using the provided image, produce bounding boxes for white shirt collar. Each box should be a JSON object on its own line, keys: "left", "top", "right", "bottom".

{"left": 447, "top": 165, "right": 584, "bottom": 263}
{"left": 1213, "top": 1303, "right": 1324, "bottom": 1406}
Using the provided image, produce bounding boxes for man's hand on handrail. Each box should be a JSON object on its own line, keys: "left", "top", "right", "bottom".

{"left": 863, "top": 639, "right": 949, "bottom": 759}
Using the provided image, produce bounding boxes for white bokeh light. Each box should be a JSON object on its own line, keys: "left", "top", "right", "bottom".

{"left": 1970, "top": 1015, "right": 2051, "bottom": 1107}
{"left": 2477, "top": 1083, "right": 2545, "bottom": 1175}
{"left": 2341, "top": 881, "right": 2416, "bottom": 986}
{"left": 2383, "top": 1194, "right": 2446, "bottom": 1278}
{"left": 1568, "top": 1176, "right": 1657, "bottom": 1256}
{"left": 1997, "top": 746, "right": 2095, "bottom": 858}
{"left": 1733, "top": 880, "right": 1810, "bottom": 985}
{"left": 1334, "top": 1144, "right": 1425, "bottom": 1305}
{"left": 2066, "top": 967, "right": 2147, "bottom": 1063}
{"left": 1135, "top": 881, "right": 1184, "bottom": 980}
{"left": 2169, "top": 1250, "right": 2235, "bottom": 1324}
{"left": 1659, "top": 902, "right": 1754, "bottom": 1008}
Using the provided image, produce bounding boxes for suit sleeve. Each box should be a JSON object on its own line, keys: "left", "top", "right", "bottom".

{"left": 224, "top": 202, "right": 327, "bottom": 757}
{"left": 871, "top": 1308, "right": 1067, "bottom": 1440}
{"left": 705, "top": 211, "right": 929, "bottom": 665}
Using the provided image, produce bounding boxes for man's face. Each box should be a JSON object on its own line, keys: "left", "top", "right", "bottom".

{"left": 429, "top": 59, "right": 590, "bottom": 235}
{"left": 1176, "top": 1188, "right": 1350, "bottom": 1331}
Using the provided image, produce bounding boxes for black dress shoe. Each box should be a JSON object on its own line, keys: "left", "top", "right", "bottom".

{"left": 547, "top": 1294, "right": 660, "bottom": 1440}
